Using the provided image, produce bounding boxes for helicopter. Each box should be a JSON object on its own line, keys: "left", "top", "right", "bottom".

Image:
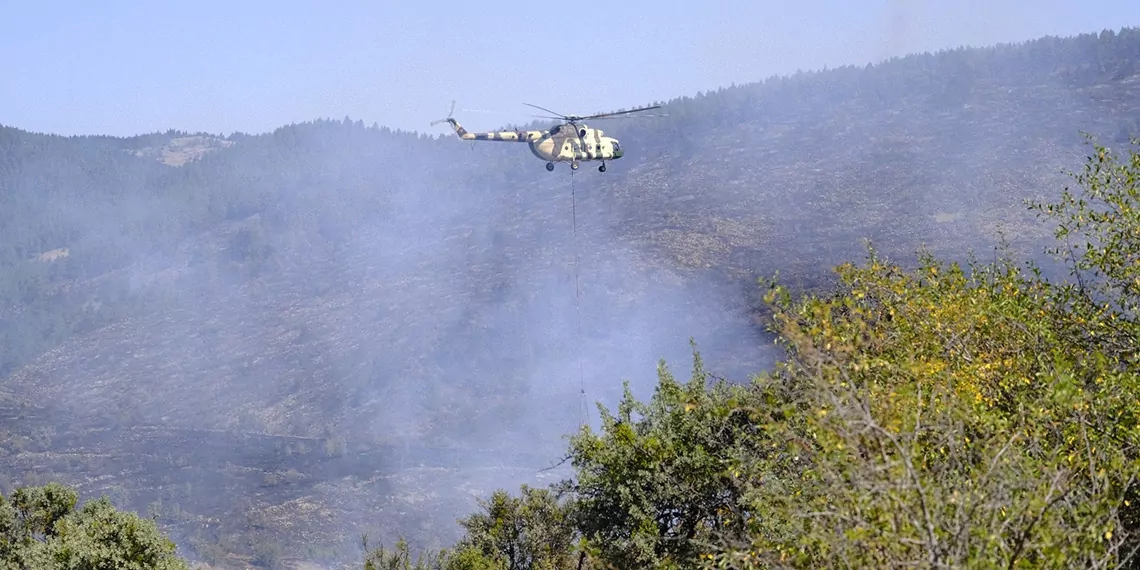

{"left": 432, "top": 101, "right": 664, "bottom": 172}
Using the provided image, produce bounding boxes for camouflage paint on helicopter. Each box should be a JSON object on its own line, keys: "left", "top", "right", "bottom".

{"left": 433, "top": 101, "right": 662, "bottom": 172}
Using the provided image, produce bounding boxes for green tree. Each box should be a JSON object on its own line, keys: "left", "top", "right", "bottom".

{"left": 706, "top": 251, "right": 1140, "bottom": 568}
{"left": 361, "top": 536, "right": 448, "bottom": 570}
{"left": 1, "top": 482, "right": 190, "bottom": 570}
{"left": 1029, "top": 135, "right": 1140, "bottom": 326}
{"left": 359, "top": 535, "right": 503, "bottom": 570}
{"left": 701, "top": 138, "right": 1140, "bottom": 568}
{"left": 455, "top": 485, "right": 576, "bottom": 570}
{"left": 563, "top": 347, "right": 782, "bottom": 569}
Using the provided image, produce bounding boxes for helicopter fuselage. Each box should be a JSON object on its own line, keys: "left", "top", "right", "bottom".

{"left": 438, "top": 117, "right": 624, "bottom": 171}
{"left": 527, "top": 124, "right": 623, "bottom": 163}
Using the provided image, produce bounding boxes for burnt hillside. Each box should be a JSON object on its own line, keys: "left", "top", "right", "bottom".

{"left": 2, "top": 26, "right": 1140, "bottom": 568}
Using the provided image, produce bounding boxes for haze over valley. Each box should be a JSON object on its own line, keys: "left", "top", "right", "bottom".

{"left": 4, "top": 11, "right": 1140, "bottom": 569}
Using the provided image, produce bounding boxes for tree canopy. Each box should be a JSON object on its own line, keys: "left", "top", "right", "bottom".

{"left": 0, "top": 482, "right": 190, "bottom": 570}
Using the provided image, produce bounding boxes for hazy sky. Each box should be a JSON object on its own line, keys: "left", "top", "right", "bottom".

{"left": 3, "top": 0, "right": 1138, "bottom": 137}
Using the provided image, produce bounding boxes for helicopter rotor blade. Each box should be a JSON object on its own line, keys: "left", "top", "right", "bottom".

{"left": 523, "top": 102, "right": 569, "bottom": 120}
{"left": 459, "top": 108, "right": 512, "bottom": 115}
{"left": 521, "top": 102, "right": 665, "bottom": 127}
{"left": 584, "top": 113, "right": 669, "bottom": 121}
{"left": 577, "top": 104, "right": 663, "bottom": 121}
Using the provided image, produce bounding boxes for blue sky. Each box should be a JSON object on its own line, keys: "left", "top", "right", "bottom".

{"left": 2, "top": 0, "right": 1138, "bottom": 137}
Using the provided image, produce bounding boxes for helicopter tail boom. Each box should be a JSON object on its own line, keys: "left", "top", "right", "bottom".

{"left": 431, "top": 100, "right": 553, "bottom": 142}
{"left": 434, "top": 116, "right": 549, "bottom": 143}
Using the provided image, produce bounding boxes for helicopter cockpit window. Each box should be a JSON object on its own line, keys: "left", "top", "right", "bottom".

{"left": 612, "top": 141, "right": 621, "bottom": 152}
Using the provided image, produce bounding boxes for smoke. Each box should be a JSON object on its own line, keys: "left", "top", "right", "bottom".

{"left": 0, "top": 118, "right": 772, "bottom": 564}
{"left": 6, "top": 23, "right": 1138, "bottom": 564}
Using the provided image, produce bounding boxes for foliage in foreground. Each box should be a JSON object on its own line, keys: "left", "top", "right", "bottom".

{"left": 0, "top": 482, "right": 190, "bottom": 570}
{"left": 364, "top": 138, "right": 1140, "bottom": 570}
{"left": 718, "top": 255, "right": 1140, "bottom": 567}
{"left": 694, "top": 139, "right": 1140, "bottom": 568}
{"left": 701, "top": 138, "right": 1140, "bottom": 568}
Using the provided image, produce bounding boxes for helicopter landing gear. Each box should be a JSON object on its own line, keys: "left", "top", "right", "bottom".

{"left": 545, "top": 162, "right": 554, "bottom": 172}
{"left": 570, "top": 161, "right": 579, "bottom": 171}
{"left": 598, "top": 163, "right": 607, "bottom": 173}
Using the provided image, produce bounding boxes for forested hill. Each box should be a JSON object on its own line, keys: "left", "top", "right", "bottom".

{"left": 2, "top": 26, "right": 1140, "bottom": 568}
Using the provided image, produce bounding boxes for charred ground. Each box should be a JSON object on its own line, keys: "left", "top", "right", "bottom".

{"left": 3, "top": 27, "right": 1140, "bottom": 568}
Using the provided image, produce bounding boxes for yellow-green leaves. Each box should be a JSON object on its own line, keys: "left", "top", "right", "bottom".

{"left": 709, "top": 228, "right": 1140, "bottom": 568}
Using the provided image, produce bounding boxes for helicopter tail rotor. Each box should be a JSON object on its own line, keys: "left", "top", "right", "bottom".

{"left": 429, "top": 100, "right": 457, "bottom": 127}
{"left": 431, "top": 100, "right": 471, "bottom": 139}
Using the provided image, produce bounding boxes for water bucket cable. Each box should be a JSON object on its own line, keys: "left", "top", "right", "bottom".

{"left": 569, "top": 169, "right": 588, "bottom": 430}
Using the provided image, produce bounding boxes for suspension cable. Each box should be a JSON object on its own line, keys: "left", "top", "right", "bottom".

{"left": 570, "top": 168, "right": 588, "bottom": 430}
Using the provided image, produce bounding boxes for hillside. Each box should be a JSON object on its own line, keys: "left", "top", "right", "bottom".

{"left": 2, "top": 26, "right": 1140, "bottom": 568}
